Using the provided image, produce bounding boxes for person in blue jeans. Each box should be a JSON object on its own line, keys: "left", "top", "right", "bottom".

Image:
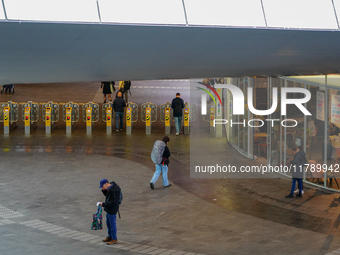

{"left": 171, "top": 93, "right": 184, "bottom": 135}
{"left": 150, "top": 136, "right": 171, "bottom": 189}
{"left": 113, "top": 92, "right": 126, "bottom": 132}
{"left": 285, "top": 147, "right": 306, "bottom": 198}
{"left": 99, "top": 179, "right": 120, "bottom": 245}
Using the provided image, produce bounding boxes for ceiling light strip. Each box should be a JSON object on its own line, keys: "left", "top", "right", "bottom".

{"left": 1, "top": 0, "right": 7, "bottom": 20}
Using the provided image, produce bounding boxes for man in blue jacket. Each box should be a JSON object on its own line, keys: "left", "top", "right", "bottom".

{"left": 99, "top": 179, "right": 121, "bottom": 245}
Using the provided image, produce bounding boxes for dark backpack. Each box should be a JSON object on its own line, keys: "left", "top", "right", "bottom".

{"left": 111, "top": 182, "right": 123, "bottom": 205}
{"left": 111, "top": 182, "right": 123, "bottom": 218}
{"left": 124, "top": 81, "right": 131, "bottom": 91}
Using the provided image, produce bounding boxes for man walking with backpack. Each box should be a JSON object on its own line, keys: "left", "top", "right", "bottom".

{"left": 99, "top": 178, "right": 122, "bottom": 245}
{"left": 150, "top": 136, "right": 171, "bottom": 189}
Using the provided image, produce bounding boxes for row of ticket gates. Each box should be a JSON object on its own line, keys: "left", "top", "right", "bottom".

{"left": 0, "top": 101, "right": 197, "bottom": 135}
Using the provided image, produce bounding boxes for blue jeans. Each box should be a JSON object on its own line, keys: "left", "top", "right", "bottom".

{"left": 174, "top": 117, "right": 182, "bottom": 133}
{"left": 150, "top": 164, "right": 169, "bottom": 186}
{"left": 290, "top": 178, "right": 303, "bottom": 194}
{"left": 106, "top": 213, "right": 117, "bottom": 240}
{"left": 115, "top": 112, "right": 124, "bottom": 130}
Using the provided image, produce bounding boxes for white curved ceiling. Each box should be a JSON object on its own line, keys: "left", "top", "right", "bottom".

{"left": 2, "top": 0, "right": 340, "bottom": 29}
{"left": 1, "top": 1, "right": 340, "bottom": 84}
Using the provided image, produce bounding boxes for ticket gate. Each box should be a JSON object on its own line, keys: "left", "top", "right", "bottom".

{"left": 0, "top": 101, "right": 19, "bottom": 134}
{"left": 141, "top": 102, "right": 157, "bottom": 134}
{"left": 214, "top": 88, "right": 223, "bottom": 138}
{"left": 160, "top": 102, "right": 172, "bottom": 134}
{"left": 62, "top": 102, "right": 79, "bottom": 134}
{"left": 125, "top": 102, "right": 138, "bottom": 134}
{"left": 170, "top": 102, "right": 196, "bottom": 135}
{"left": 203, "top": 102, "right": 215, "bottom": 134}
{"left": 183, "top": 102, "right": 196, "bottom": 135}
{"left": 22, "top": 101, "right": 39, "bottom": 134}
{"left": 42, "top": 101, "right": 59, "bottom": 134}
{"left": 102, "top": 103, "right": 113, "bottom": 134}
{"left": 82, "top": 102, "right": 99, "bottom": 134}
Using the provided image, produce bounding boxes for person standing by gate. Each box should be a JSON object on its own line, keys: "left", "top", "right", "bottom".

{"left": 171, "top": 93, "right": 184, "bottom": 135}
{"left": 113, "top": 91, "right": 126, "bottom": 133}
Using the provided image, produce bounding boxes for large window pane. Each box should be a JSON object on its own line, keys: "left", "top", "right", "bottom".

{"left": 269, "top": 78, "right": 282, "bottom": 167}
{"left": 230, "top": 78, "right": 238, "bottom": 146}
{"left": 253, "top": 77, "right": 268, "bottom": 160}
{"left": 262, "top": 0, "right": 338, "bottom": 29}
{"left": 184, "top": 0, "right": 266, "bottom": 27}
{"left": 332, "top": 0, "right": 340, "bottom": 29}
{"left": 4, "top": 0, "right": 99, "bottom": 22}
{"left": 328, "top": 86, "right": 340, "bottom": 190}
{"left": 303, "top": 84, "right": 326, "bottom": 188}
{"left": 0, "top": 4, "right": 5, "bottom": 19}
{"left": 98, "top": 0, "right": 186, "bottom": 25}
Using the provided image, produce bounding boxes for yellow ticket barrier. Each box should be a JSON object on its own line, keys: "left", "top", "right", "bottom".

{"left": 106, "top": 107, "right": 112, "bottom": 134}
{"left": 210, "top": 107, "right": 215, "bottom": 134}
{"left": 24, "top": 107, "right": 30, "bottom": 134}
{"left": 4, "top": 106, "right": 10, "bottom": 134}
{"left": 184, "top": 107, "right": 189, "bottom": 134}
{"left": 66, "top": 107, "right": 72, "bottom": 134}
{"left": 126, "top": 107, "right": 132, "bottom": 134}
{"left": 165, "top": 107, "right": 170, "bottom": 134}
{"left": 146, "top": 107, "right": 151, "bottom": 134}
{"left": 86, "top": 107, "right": 92, "bottom": 134}
{"left": 45, "top": 107, "right": 51, "bottom": 134}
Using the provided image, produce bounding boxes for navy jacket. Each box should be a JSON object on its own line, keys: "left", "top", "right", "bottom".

{"left": 171, "top": 97, "right": 184, "bottom": 117}
{"left": 102, "top": 182, "right": 120, "bottom": 215}
{"left": 113, "top": 97, "right": 126, "bottom": 112}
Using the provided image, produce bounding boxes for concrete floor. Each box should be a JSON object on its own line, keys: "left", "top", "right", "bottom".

{"left": 1, "top": 81, "right": 340, "bottom": 255}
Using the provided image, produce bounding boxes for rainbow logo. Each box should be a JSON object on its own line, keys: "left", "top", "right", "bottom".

{"left": 197, "top": 82, "right": 223, "bottom": 115}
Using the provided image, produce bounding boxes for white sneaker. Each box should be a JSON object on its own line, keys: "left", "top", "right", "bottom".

{"left": 176, "top": 133, "right": 179, "bottom": 136}
{"left": 294, "top": 189, "right": 304, "bottom": 194}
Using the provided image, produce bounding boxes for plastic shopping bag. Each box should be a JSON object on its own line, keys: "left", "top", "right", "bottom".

{"left": 91, "top": 205, "right": 103, "bottom": 230}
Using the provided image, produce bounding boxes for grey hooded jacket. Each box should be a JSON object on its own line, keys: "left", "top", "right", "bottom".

{"left": 290, "top": 150, "right": 306, "bottom": 179}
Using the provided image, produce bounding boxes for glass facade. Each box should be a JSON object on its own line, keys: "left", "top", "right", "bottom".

{"left": 1, "top": 0, "right": 339, "bottom": 30}
{"left": 203, "top": 76, "right": 340, "bottom": 191}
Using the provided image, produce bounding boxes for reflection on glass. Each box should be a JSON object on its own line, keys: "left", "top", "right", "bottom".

{"left": 253, "top": 78, "right": 268, "bottom": 160}
{"left": 194, "top": 76, "right": 340, "bottom": 191}
{"left": 269, "top": 78, "right": 282, "bottom": 168}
